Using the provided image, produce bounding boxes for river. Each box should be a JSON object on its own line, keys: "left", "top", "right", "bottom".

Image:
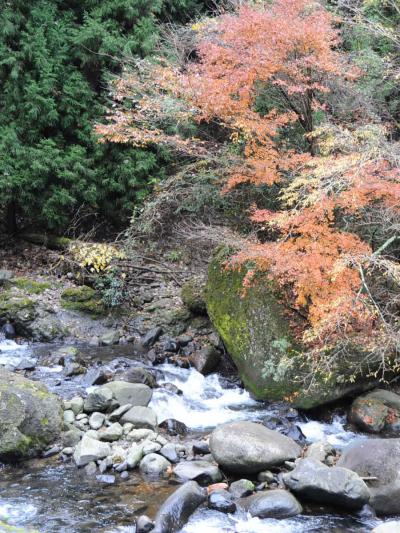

{"left": 0, "top": 339, "right": 394, "bottom": 532}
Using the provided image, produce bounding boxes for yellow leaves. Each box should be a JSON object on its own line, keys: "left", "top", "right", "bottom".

{"left": 69, "top": 243, "right": 125, "bottom": 273}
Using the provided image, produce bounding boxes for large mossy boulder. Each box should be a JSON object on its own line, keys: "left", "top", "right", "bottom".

{"left": 205, "top": 247, "right": 376, "bottom": 409}
{"left": 60, "top": 286, "right": 104, "bottom": 315}
{"left": 0, "top": 368, "right": 62, "bottom": 461}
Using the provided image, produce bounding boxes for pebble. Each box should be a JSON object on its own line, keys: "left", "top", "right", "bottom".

{"left": 96, "top": 475, "right": 115, "bottom": 484}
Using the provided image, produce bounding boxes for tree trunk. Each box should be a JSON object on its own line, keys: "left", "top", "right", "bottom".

{"left": 4, "top": 201, "right": 17, "bottom": 234}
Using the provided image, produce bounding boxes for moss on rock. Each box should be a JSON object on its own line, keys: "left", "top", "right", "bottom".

{"left": 181, "top": 280, "right": 207, "bottom": 315}
{"left": 60, "top": 286, "right": 104, "bottom": 315}
{"left": 205, "top": 246, "right": 379, "bottom": 409}
{"left": 10, "top": 277, "right": 51, "bottom": 294}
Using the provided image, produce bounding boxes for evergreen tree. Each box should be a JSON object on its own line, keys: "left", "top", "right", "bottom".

{"left": 0, "top": 0, "right": 206, "bottom": 232}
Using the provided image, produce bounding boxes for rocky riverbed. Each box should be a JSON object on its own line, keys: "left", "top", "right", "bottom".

{"left": 0, "top": 337, "right": 399, "bottom": 533}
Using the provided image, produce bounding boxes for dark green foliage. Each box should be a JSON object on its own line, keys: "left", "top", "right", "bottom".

{"left": 0, "top": 0, "right": 205, "bottom": 232}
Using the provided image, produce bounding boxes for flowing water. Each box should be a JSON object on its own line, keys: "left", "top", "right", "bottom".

{"left": 0, "top": 339, "right": 393, "bottom": 532}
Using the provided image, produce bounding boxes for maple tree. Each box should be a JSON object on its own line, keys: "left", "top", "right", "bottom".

{"left": 99, "top": 0, "right": 400, "bottom": 366}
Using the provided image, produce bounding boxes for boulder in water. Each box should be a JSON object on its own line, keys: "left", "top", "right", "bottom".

{"left": 83, "top": 388, "right": 113, "bottom": 413}
{"left": 208, "top": 489, "right": 236, "bottom": 514}
{"left": 189, "top": 346, "right": 221, "bottom": 375}
{"left": 239, "top": 490, "right": 302, "bottom": 518}
{"left": 159, "top": 418, "right": 187, "bottom": 436}
{"left": 153, "top": 481, "right": 206, "bottom": 533}
{"left": 0, "top": 368, "right": 62, "bottom": 461}
{"left": 1, "top": 322, "right": 15, "bottom": 339}
{"left": 101, "top": 381, "right": 152, "bottom": 407}
{"left": 210, "top": 421, "right": 301, "bottom": 474}
{"left": 173, "top": 460, "right": 222, "bottom": 485}
{"left": 116, "top": 367, "right": 156, "bottom": 388}
{"left": 73, "top": 435, "right": 111, "bottom": 467}
{"left": 349, "top": 390, "right": 400, "bottom": 434}
{"left": 120, "top": 406, "right": 157, "bottom": 429}
{"left": 283, "top": 458, "right": 370, "bottom": 510}
{"left": 337, "top": 438, "right": 400, "bottom": 514}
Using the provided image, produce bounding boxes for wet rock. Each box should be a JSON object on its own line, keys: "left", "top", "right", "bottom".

{"left": 208, "top": 489, "right": 236, "bottom": 514}
{"left": 177, "top": 335, "right": 192, "bottom": 347}
{"left": 102, "top": 381, "right": 152, "bottom": 407}
{"left": 136, "top": 515, "right": 155, "bottom": 533}
{"left": 83, "top": 388, "right": 113, "bottom": 413}
{"left": 116, "top": 367, "right": 156, "bottom": 388}
{"left": 337, "top": 438, "right": 400, "bottom": 514}
{"left": 64, "top": 362, "right": 85, "bottom": 377}
{"left": 0, "top": 368, "right": 62, "bottom": 461}
{"left": 62, "top": 429, "right": 82, "bottom": 447}
{"left": 349, "top": 390, "right": 400, "bottom": 434}
{"left": 169, "top": 356, "right": 190, "bottom": 369}
{"left": 142, "top": 327, "right": 163, "bottom": 348}
{"left": 89, "top": 412, "right": 105, "bottom": 430}
{"left": 139, "top": 453, "right": 171, "bottom": 476}
{"left": 63, "top": 410, "right": 75, "bottom": 424}
{"left": 305, "top": 441, "right": 333, "bottom": 463}
{"left": 2, "top": 322, "right": 15, "bottom": 339}
{"left": 108, "top": 404, "right": 132, "bottom": 422}
{"left": 73, "top": 435, "right": 111, "bottom": 467}
{"left": 262, "top": 414, "right": 305, "bottom": 443}
{"left": 158, "top": 419, "right": 187, "bottom": 436}
{"left": 239, "top": 490, "right": 302, "bottom": 518}
{"left": 80, "top": 368, "right": 109, "bottom": 387}
{"left": 142, "top": 441, "right": 162, "bottom": 455}
{"left": 160, "top": 383, "right": 182, "bottom": 395}
{"left": 15, "top": 358, "right": 36, "bottom": 371}
{"left": 210, "top": 421, "right": 301, "bottom": 474}
{"left": 126, "top": 444, "right": 144, "bottom": 469}
{"left": 42, "top": 445, "right": 61, "bottom": 458}
{"left": 257, "top": 471, "right": 275, "bottom": 483}
{"left": 120, "top": 406, "right": 157, "bottom": 429}
{"left": 100, "top": 330, "right": 120, "bottom": 346}
{"left": 193, "top": 440, "right": 210, "bottom": 455}
{"left": 173, "top": 460, "right": 222, "bottom": 485}
{"left": 128, "top": 429, "right": 157, "bottom": 442}
{"left": 99, "top": 422, "right": 123, "bottom": 442}
{"left": 153, "top": 481, "right": 206, "bottom": 533}
{"left": 96, "top": 474, "right": 115, "bottom": 484}
{"left": 372, "top": 522, "right": 400, "bottom": 533}
{"left": 160, "top": 443, "right": 179, "bottom": 463}
{"left": 68, "top": 397, "right": 84, "bottom": 416}
{"left": 84, "top": 461, "right": 97, "bottom": 476}
{"left": 164, "top": 339, "right": 180, "bottom": 353}
{"left": 189, "top": 346, "right": 221, "bottom": 375}
{"left": 229, "top": 479, "right": 255, "bottom": 499}
{"left": 283, "top": 458, "right": 370, "bottom": 510}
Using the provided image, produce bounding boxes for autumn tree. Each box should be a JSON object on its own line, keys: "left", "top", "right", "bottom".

{"left": 99, "top": 0, "right": 400, "bottom": 373}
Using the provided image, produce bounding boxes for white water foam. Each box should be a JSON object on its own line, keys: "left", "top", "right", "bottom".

{"left": 0, "top": 500, "right": 37, "bottom": 525}
{"left": 0, "top": 339, "right": 35, "bottom": 367}
{"left": 299, "top": 415, "right": 365, "bottom": 448}
{"left": 149, "top": 364, "right": 273, "bottom": 430}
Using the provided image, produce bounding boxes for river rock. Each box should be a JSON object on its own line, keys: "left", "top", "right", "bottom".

{"left": 100, "top": 330, "right": 120, "bottom": 346}
{"left": 262, "top": 414, "right": 305, "bottom": 443}
{"left": 99, "top": 422, "right": 123, "bottom": 441}
{"left": 349, "top": 390, "right": 400, "bottom": 434}
{"left": 63, "top": 410, "right": 75, "bottom": 425}
{"left": 153, "top": 481, "right": 206, "bottom": 533}
{"left": 2, "top": 322, "right": 16, "bottom": 339}
{"left": 173, "top": 460, "right": 222, "bottom": 485}
{"left": 239, "top": 490, "right": 302, "bottom": 518}
{"left": 189, "top": 346, "right": 221, "bottom": 375}
{"left": 193, "top": 440, "right": 210, "bottom": 455}
{"left": 120, "top": 406, "right": 157, "bottom": 429}
{"left": 210, "top": 421, "right": 301, "bottom": 474}
{"left": 337, "top": 438, "right": 400, "bottom": 514}
{"left": 305, "top": 441, "right": 333, "bottom": 463}
{"left": 62, "top": 429, "right": 83, "bottom": 447}
{"left": 205, "top": 246, "right": 383, "bottom": 408}
{"left": 139, "top": 453, "right": 171, "bottom": 476}
{"left": 136, "top": 515, "right": 155, "bottom": 533}
{"left": 158, "top": 418, "right": 187, "bottom": 436}
{"left": 73, "top": 435, "right": 111, "bottom": 467}
{"left": 0, "top": 368, "right": 62, "bottom": 461}
{"left": 89, "top": 412, "right": 105, "bottom": 430}
{"left": 68, "top": 397, "right": 84, "bottom": 416}
{"left": 126, "top": 444, "right": 144, "bottom": 469}
{"left": 229, "top": 479, "right": 255, "bottom": 498}
{"left": 83, "top": 388, "right": 113, "bottom": 413}
{"left": 141, "top": 327, "right": 163, "bottom": 348}
{"left": 116, "top": 367, "right": 157, "bottom": 388}
{"left": 80, "top": 367, "right": 109, "bottom": 387}
{"left": 108, "top": 404, "right": 132, "bottom": 422}
{"left": 283, "top": 458, "right": 370, "bottom": 510}
{"left": 208, "top": 489, "right": 236, "bottom": 514}
{"left": 160, "top": 443, "right": 179, "bottom": 463}
{"left": 101, "top": 381, "right": 152, "bottom": 407}
{"left": 142, "top": 440, "right": 162, "bottom": 455}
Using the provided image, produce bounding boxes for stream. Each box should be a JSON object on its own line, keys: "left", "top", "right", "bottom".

{"left": 0, "top": 339, "right": 394, "bottom": 532}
